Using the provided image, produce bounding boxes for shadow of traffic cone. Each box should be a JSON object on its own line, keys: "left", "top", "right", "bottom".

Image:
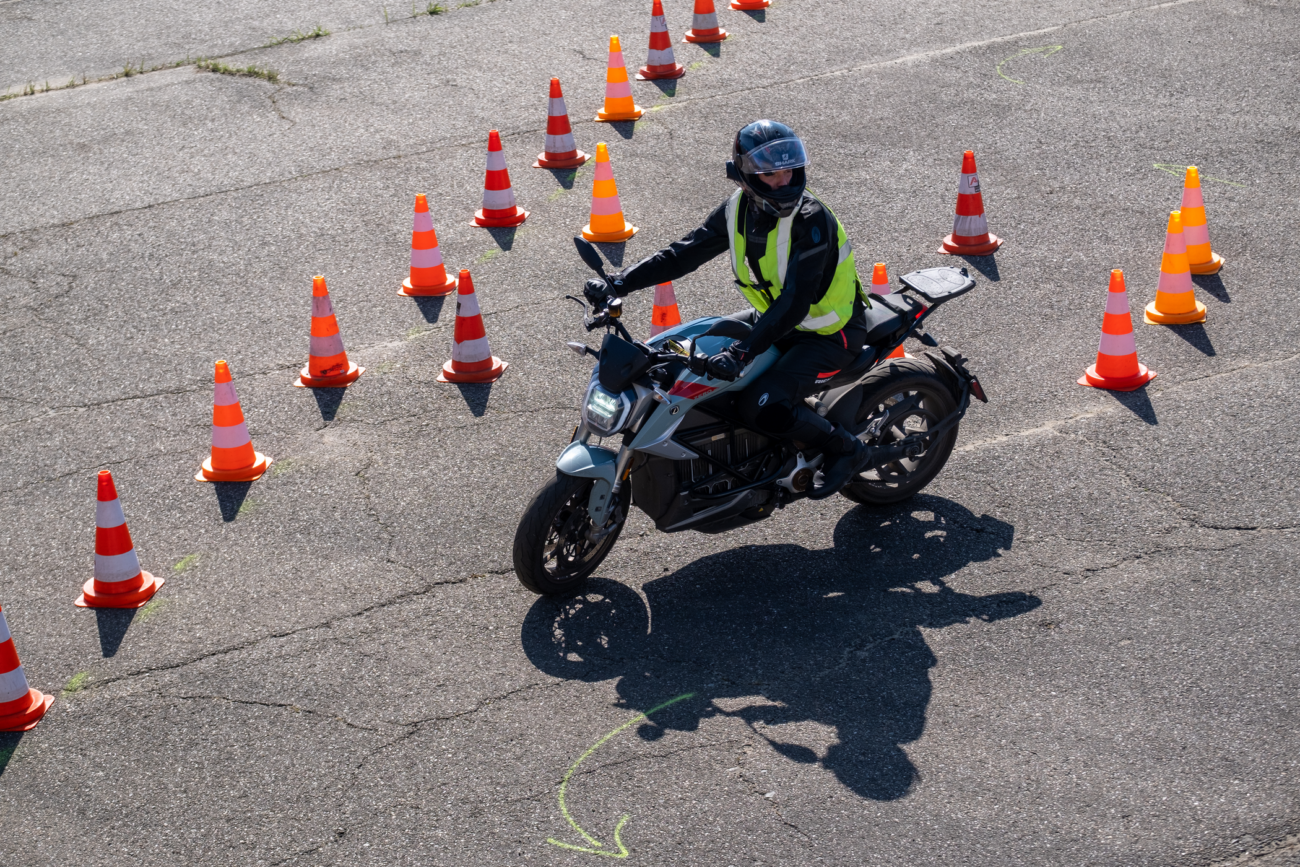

{"left": 869, "top": 263, "right": 906, "bottom": 360}
{"left": 638, "top": 0, "right": 686, "bottom": 80}
{"left": 1080, "top": 270, "right": 1156, "bottom": 391}
{"left": 534, "top": 78, "right": 589, "bottom": 169}
{"left": 596, "top": 36, "right": 644, "bottom": 122}
{"left": 0, "top": 605, "right": 53, "bottom": 732}
{"left": 297, "top": 276, "right": 364, "bottom": 386}
{"left": 1145, "top": 210, "right": 1207, "bottom": 325}
{"left": 581, "top": 143, "right": 637, "bottom": 242}
{"left": 437, "top": 269, "right": 508, "bottom": 384}
{"left": 650, "top": 282, "right": 681, "bottom": 336}
{"left": 731, "top": 0, "right": 769, "bottom": 9}
{"left": 198, "top": 360, "right": 273, "bottom": 481}
{"left": 474, "top": 130, "right": 528, "bottom": 227}
{"left": 400, "top": 194, "right": 457, "bottom": 297}
{"left": 1181, "top": 166, "right": 1225, "bottom": 275}
{"left": 940, "top": 150, "right": 1002, "bottom": 256}
{"left": 684, "top": 0, "right": 727, "bottom": 42}
{"left": 76, "top": 470, "right": 164, "bottom": 608}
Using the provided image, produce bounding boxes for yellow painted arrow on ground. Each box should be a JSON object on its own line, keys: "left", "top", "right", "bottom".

{"left": 996, "top": 45, "right": 1064, "bottom": 84}
{"left": 546, "top": 693, "right": 696, "bottom": 859}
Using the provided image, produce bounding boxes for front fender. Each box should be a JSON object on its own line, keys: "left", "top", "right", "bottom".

{"left": 556, "top": 442, "right": 618, "bottom": 525}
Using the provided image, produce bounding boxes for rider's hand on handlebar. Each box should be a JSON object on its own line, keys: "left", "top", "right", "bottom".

{"left": 584, "top": 278, "right": 618, "bottom": 309}
{"left": 704, "top": 345, "right": 748, "bottom": 381}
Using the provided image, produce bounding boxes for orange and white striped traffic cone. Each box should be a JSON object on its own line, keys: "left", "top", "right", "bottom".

{"left": 683, "top": 0, "right": 727, "bottom": 43}
{"left": 534, "top": 78, "right": 590, "bottom": 169}
{"left": 1145, "top": 210, "right": 1207, "bottom": 325}
{"left": 296, "top": 276, "right": 364, "bottom": 387}
{"left": 637, "top": 0, "right": 685, "bottom": 81}
{"left": 0, "top": 604, "right": 53, "bottom": 732}
{"left": 582, "top": 143, "right": 637, "bottom": 243}
{"left": 474, "top": 130, "right": 528, "bottom": 228}
{"left": 437, "top": 269, "right": 508, "bottom": 384}
{"left": 730, "top": 0, "right": 769, "bottom": 9}
{"left": 76, "top": 470, "right": 165, "bottom": 608}
{"left": 650, "top": 282, "right": 681, "bottom": 336}
{"left": 1181, "top": 166, "right": 1225, "bottom": 275}
{"left": 869, "top": 263, "right": 906, "bottom": 360}
{"left": 400, "top": 194, "right": 457, "bottom": 297}
{"left": 595, "top": 36, "right": 644, "bottom": 122}
{"left": 198, "top": 360, "right": 273, "bottom": 482}
{"left": 1079, "top": 270, "right": 1156, "bottom": 391}
{"left": 940, "top": 150, "right": 1002, "bottom": 256}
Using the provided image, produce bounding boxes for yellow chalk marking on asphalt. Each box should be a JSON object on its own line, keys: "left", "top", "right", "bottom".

{"left": 1153, "top": 163, "right": 1245, "bottom": 187}
{"left": 996, "top": 45, "right": 1063, "bottom": 84}
{"left": 546, "top": 693, "right": 695, "bottom": 859}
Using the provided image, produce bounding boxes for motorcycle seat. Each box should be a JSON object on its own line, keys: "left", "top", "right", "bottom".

{"left": 862, "top": 296, "right": 905, "bottom": 343}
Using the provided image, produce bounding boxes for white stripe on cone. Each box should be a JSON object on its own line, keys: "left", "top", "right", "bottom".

{"left": 646, "top": 47, "right": 675, "bottom": 65}
{"left": 1105, "top": 292, "right": 1130, "bottom": 315}
{"left": 410, "top": 247, "right": 444, "bottom": 269}
{"left": 96, "top": 499, "right": 126, "bottom": 528}
{"left": 211, "top": 424, "right": 252, "bottom": 449}
{"left": 694, "top": 12, "right": 718, "bottom": 28}
{"left": 481, "top": 188, "right": 517, "bottom": 211}
{"left": 0, "top": 666, "right": 29, "bottom": 704}
{"left": 213, "top": 380, "right": 239, "bottom": 407}
{"left": 952, "top": 214, "right": 990, "bottom": 236}
{"left": 452, "top": 335, "right": 492, "bottom": 365}
{"left": 309, "top": 332, "right": 346, "bottom": 358}
{"left": 1097, "top": 331, "right": 1137, "bottom": 356}
{"left": 486, "top": 150, "right": 507, "bottom": 172}
{"left": 545, "top": 132, "right": 576, "bottom": 153}
{"left": 95, "top": 549, "right": 143, "bottom": 585}
{"left": 414, "top": 210, "right": 433, "bottom": 233}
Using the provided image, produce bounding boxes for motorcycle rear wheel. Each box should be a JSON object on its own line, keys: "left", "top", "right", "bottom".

{"left": 513, "top": 473, "right": 625, "bottom": 595}
{"left": 840, "top": 358, "right": 959, "bottom": 507}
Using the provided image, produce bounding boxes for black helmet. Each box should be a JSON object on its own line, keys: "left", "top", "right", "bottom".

{"left": 725, "top": 120, "right": 808, "bottom": 218}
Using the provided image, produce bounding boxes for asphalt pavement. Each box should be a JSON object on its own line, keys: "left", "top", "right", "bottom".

{"left": 1, "top": 0, "right": 1297, "bottom": 864}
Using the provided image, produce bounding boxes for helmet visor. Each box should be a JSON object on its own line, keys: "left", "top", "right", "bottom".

{"left": 736, "top": 136, "right": 808, "bottom": 175}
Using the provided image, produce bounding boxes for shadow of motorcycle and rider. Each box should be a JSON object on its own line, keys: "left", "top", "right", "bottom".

{"left": 521, "top": 494, "right": 1040, "bottom": 801}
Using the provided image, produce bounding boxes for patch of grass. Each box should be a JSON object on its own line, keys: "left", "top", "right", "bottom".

{"left": 458, "top": 0, "right": 481, "bottom": 7}
{"left": 236, "top": 497, "right": 260, "bottom": 518}
{"left": 2, "top": 56, "right": 198, "bottom": 102}
{"left": 62, "top": 671, "right": 90, "bottom": 695}
{"left": 266, "top": 25, "right": 330, "bottom": 46}
{"left": 174, "top": 553, "right": 201, "bottom": 572}
{"left": 268, "top": 457, "right": 299, "bottom": 477}
{"left": 477, "top": 248, "right": 501, "bottom": 263}
{"left": 137, "top": 598, "right": 168, "bottom": 622}
{"left": 426, "top": 2, "right": 447, "bottom": 12}
{"left": 196, "top": 59, "right": 282, "bottom": 83}
{"left": 547, "top": 187, "right": 569, "bottom": 202}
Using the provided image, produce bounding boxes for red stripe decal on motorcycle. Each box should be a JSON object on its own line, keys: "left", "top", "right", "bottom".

{"left": 667, "top": 381, "right": 716, "bottom": 399}
{"left": 816, "top": 369, "right": 842, "bottom": 380}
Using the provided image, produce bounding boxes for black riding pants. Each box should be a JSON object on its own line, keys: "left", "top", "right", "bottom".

{"left": 728, "top": 310, "right": 866, "bottom": 447}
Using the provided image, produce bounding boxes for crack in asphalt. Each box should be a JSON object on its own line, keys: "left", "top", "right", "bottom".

{"left": 161, "top": 692, "right": 389, "bottom": 733}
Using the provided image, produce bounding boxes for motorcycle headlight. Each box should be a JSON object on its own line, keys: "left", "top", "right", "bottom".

{"left": 583, "top": 383, "right": 632, "bottom": 436}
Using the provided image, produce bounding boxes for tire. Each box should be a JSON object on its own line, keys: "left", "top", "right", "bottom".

{"left": 840, "top": 358, "right": 960, "bottom": 507}
{"left": 513, "top": 473, "right": 625, "bottom": 595}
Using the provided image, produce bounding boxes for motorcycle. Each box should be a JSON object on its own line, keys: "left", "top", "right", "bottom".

{"left": 512, "top": 238, "right": 988, "bottom": 595}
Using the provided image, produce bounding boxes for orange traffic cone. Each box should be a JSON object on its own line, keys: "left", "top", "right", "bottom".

{"left": 582, "top": 143, "right": 637, "bottom": 243}
{"left": 534, "top": 78, "right": 589, "bottom": 169}
{"left": 1181, "top": 166, "right": 1225, "bottom": 275}
{"left": 1079, "top": 270, "right": 1156, "bottom": 391}
{"left": 730, "top": 0, "right": 769, "bottom": 9}
{"left": 296, "top": 276, "right": 364, "bottom": 387}
{"left": 1145, "top": 210, "right": 1207, "bottom": 325}
{"left": 76, "top": 470, "right": 164, "bottom": 608}
{"left": 197, "top": 360, "right": 273, "bottom": 482}
{"left": 650, "top": 282, "right": 681, "bottom": 336}
{"left": 400, "top": 194, "right": 457, "bottom": 297}
{"left": 0, "top": 604, "right": 53, "bottom": 732}
{"left": 940, "top": 150, "right": 1002, "bottom": 256}
{"left": 474, "top": 130, "right": 528, "bottom": 228}
{"left": 637, "top": 0, "right": 685, "bottom": 80}
{"left": 595, "top": 36, "right": 644, "bottom": 122}
{"left": 437, "top": 269, "right": 508, "bottom": 384}
{"left": 684, "top": 0, "right": 727, "bottom": 42}
{"left": 869, "top": 263, "right": 906, "bottom": 360}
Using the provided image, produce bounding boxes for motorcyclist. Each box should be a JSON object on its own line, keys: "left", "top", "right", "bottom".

{"left": 584, "top": 120, "right": 873, "bottom": 499}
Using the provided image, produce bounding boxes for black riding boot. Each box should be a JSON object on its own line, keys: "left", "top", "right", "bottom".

{"left": 807, "top": 424, "right": 870, "bottom": 500}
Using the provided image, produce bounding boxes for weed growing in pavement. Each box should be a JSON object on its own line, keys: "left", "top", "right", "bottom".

{"left": 173, "top": 553, "right": 202, "bottom": 572}
{"left": 137, "top": 598, "right": 168, "bottom": 622}
{"left": 458, "top": 0, "right": 481, "bottom": 7}
{"left": 196, "top": 59, "right": 282, "bottom": 83}
{"left": 266, "top": 25, "right": 330, "bottom": 46}
{"left": 428, "top": 2, "right": 447, "bottom": 11}
{"left": 62, "top": 672, "right": 90, "bottom": 695}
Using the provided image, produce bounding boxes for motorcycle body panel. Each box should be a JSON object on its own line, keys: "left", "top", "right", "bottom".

{"left": 555, "top": 441, "right": 618, "bottom": 525}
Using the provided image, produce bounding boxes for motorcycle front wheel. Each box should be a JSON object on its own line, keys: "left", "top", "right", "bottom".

{"left": 513, "top": 473, "right": 625, "bottom": 595}
{"left": 840, "top": 358, "right": 960, "bottom": 507}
